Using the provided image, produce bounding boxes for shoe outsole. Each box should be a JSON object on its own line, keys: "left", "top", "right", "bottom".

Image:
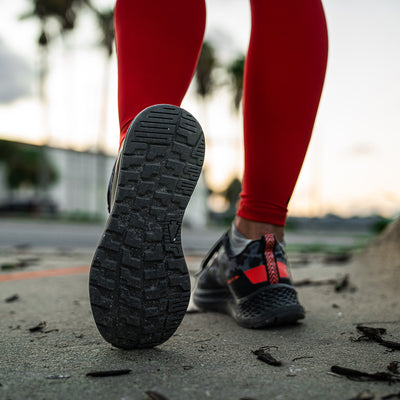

{"left": 194, "top": 284, "right": 305, "bottom": 328}
{"left": 89, "top": 104, "right": 205, "bottom": 349}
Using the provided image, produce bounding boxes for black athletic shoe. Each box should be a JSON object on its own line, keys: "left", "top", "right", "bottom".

{"left": 89, "top": 104, "right": 205, "bottom": 349}
{"left": 193, "top": 232, "right": 305, "bottom": 328}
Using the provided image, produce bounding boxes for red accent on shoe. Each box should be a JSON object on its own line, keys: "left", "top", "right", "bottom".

{"left": 244, "top": 264, "right": 268, "bottom": 284}
{"left": 227, "top": 275, "right": 239, "bottom": 285}
{"left": 277, "top": 261, "right": 289, "bottom": 278}
{"left": 264, "top": 234, "right": 279, "bottom": 284}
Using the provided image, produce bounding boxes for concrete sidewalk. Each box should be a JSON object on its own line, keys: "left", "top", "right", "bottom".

{"left": 1, "top": 232, "right": 399, "bottom": 400}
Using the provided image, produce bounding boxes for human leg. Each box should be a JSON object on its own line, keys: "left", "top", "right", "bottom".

{"left": 194, "top": 0, "right": 328, "bottom": 327}
{"left": 237, "top": 0, "right": 328, "bottom": 240}
{"left": 114, "top": 0, "right": 206, "bottom": 147}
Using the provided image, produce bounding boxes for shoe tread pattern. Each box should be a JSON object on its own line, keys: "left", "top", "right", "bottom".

{"left": 89, "top": 105, "right": 204, "bottom": 349}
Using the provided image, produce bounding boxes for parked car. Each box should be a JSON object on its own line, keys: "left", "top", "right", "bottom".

{"left": 0, "top": 197, "right": 58, "bottom": 216}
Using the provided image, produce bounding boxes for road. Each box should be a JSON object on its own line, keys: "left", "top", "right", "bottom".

{"left": 0, "top": 218, "right": 367, "bottom": 252}
{"left": 0, "top": 218, "right": 223, "bottom": 254}
{"left": 0, "top": 226, "right": 399, "bottom": 400}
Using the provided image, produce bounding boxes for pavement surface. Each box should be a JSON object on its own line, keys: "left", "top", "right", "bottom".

{"left": 1, "top": 220, "right": 399, "bottom": 400}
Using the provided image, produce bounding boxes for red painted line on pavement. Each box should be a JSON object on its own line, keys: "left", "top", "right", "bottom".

{"left": 0, "top": 265, "right": 90, "bottom": 282}
{"left": 0, "top": 256, "right": 202, "bottom": 283}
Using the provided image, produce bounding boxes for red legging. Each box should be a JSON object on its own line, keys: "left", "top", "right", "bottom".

{"left": 114, "top": 0, "right": 328, "bottom": 226}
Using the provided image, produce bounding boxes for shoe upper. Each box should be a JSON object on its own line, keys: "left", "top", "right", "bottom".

{"left": 196, "top": 232, "right": 292, "bottom": 302}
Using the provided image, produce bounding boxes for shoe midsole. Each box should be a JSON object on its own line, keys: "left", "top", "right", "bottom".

{"left": 193, "top": 283, "right": 304, "bottom": 320}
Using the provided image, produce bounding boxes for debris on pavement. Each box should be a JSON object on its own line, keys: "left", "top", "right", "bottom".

{"left": 294, "top": 274, "right": 356, "bottom": 292}
{"left": 252, "top": 347, "right": 282, "bottom": 366}
{"left": 324, "top": 252, "right": 352, "bottom": 264}
{"left": 288, "top": 365, "right": 307, "bottom": 377}
{"left": 28, "top": 321, "right": 47, "bottom": 332}
{"left": 86, "top": 369, "right": 132, "bottom": 377}
{"left": 388, "top": 362, "right": 400, "bottom": 374}
{"left": 334, "top": 274, "right": 353, "bottom": 292}
{"left": 354, "top": 325, "right": 400, "bottom": 351}
{"left": 44, "top": 329, "right": 59, "bottom": 334}
{"left": 348, "top": 389, "right": 375, "bottom": 400}
{"left": 294, "top": 277, "right": 337, "bottom": 287}
{"left": 145, "top": 390, "right": 169, "bottom": 400}
{"left": 381, "top": 391, "right": 400, "bottom": 399}
{"left": 8, "top": 325, "right": 20, "bottom": 330}
{"left": 357, "top": 325, "right": 387, "bottom": 338}
{"left": 46, "top": 374, "right": 70, "bottom": 380}
{"left": 382, "top": 341, "right": 400, "bottom": 351}
{"left": 331, "top": 365, "right": 400, "bottom": 383}
{"left": 5, "top": 294, "right": 19, "bottom": 303}
{"left": 292, "top": 356, "right": 313, "bottom": 362}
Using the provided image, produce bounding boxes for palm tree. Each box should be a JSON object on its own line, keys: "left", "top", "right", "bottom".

{"left": 20, "top": 0, "right": 86, "bottom": 143}
{"left": 83, "top": 3, "right": 115, "bottom": 153}
{"left": 81, "top": 0, "right": 114, "bottom": 55}
{"left": 82, "top": 3, "right": 115, "bottom": 215}
{"left": 20, "top": 0, "right": 86, "bottom": 194}
{"left": 195, "top": 40, "right": 217, "bottom": 101}
{"left": 21, "top": 0, "right": 85, "bottom": 31}
{"left": 194, "top": 40, "right": 217, "bottom": 151}
{"left": 89, "top": 6, "right": 115, "bottom": 58}
{"left": 227, "top": 54, "right": 245, "bottom": 112}
{"left": 223, "top": 177, "right": 242, "bottom": 215}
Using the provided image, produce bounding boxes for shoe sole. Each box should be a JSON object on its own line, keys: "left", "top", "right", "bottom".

{"left": 194, "top": 284, "right": 305, "bottom": 328}
{"left": 89, "top": 104, "right": 205, "bottom": 349}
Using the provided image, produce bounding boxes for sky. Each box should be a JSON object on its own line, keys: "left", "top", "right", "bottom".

{"left": 0, "top": 0, "right": 400, "bottom": 218}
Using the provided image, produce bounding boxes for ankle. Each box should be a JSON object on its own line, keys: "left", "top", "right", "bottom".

{"left": 234, "top": 215, "right": 284, "bottom": 243}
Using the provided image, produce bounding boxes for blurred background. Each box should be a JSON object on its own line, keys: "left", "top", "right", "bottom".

{"left": 0, "top": 0, "right": 399, "bottom": 243}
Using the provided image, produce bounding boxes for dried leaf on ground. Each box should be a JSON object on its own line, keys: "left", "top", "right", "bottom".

{"left": 331, "top": 365, "right": 400, "bottom": 383}
{"left": 5, "top": 294, "right": 19, "bottom": 303}
{"left": 292, "top": 356, "right": 314, "bottom": 362}
{"left": 252, "top": 347, "right": 282, "bottom": 366}
{"left": 28, "top": 321, "right": 46, "bottom": 332}
{"left": 355, "top": 325, "right": 400, "bottom": 351}
{"left": 44, "top": 329, "right": 59, "bottom": 334}
{"left": 145, "top": 390, "right": 169, "bottom": 400}
{"left": 86, "top": 369, "right": 131, "bottom": 377}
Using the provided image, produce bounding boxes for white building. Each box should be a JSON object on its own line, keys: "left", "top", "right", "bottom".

{"left": 0, "top": 141, "right": 207, "bottom": 226}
